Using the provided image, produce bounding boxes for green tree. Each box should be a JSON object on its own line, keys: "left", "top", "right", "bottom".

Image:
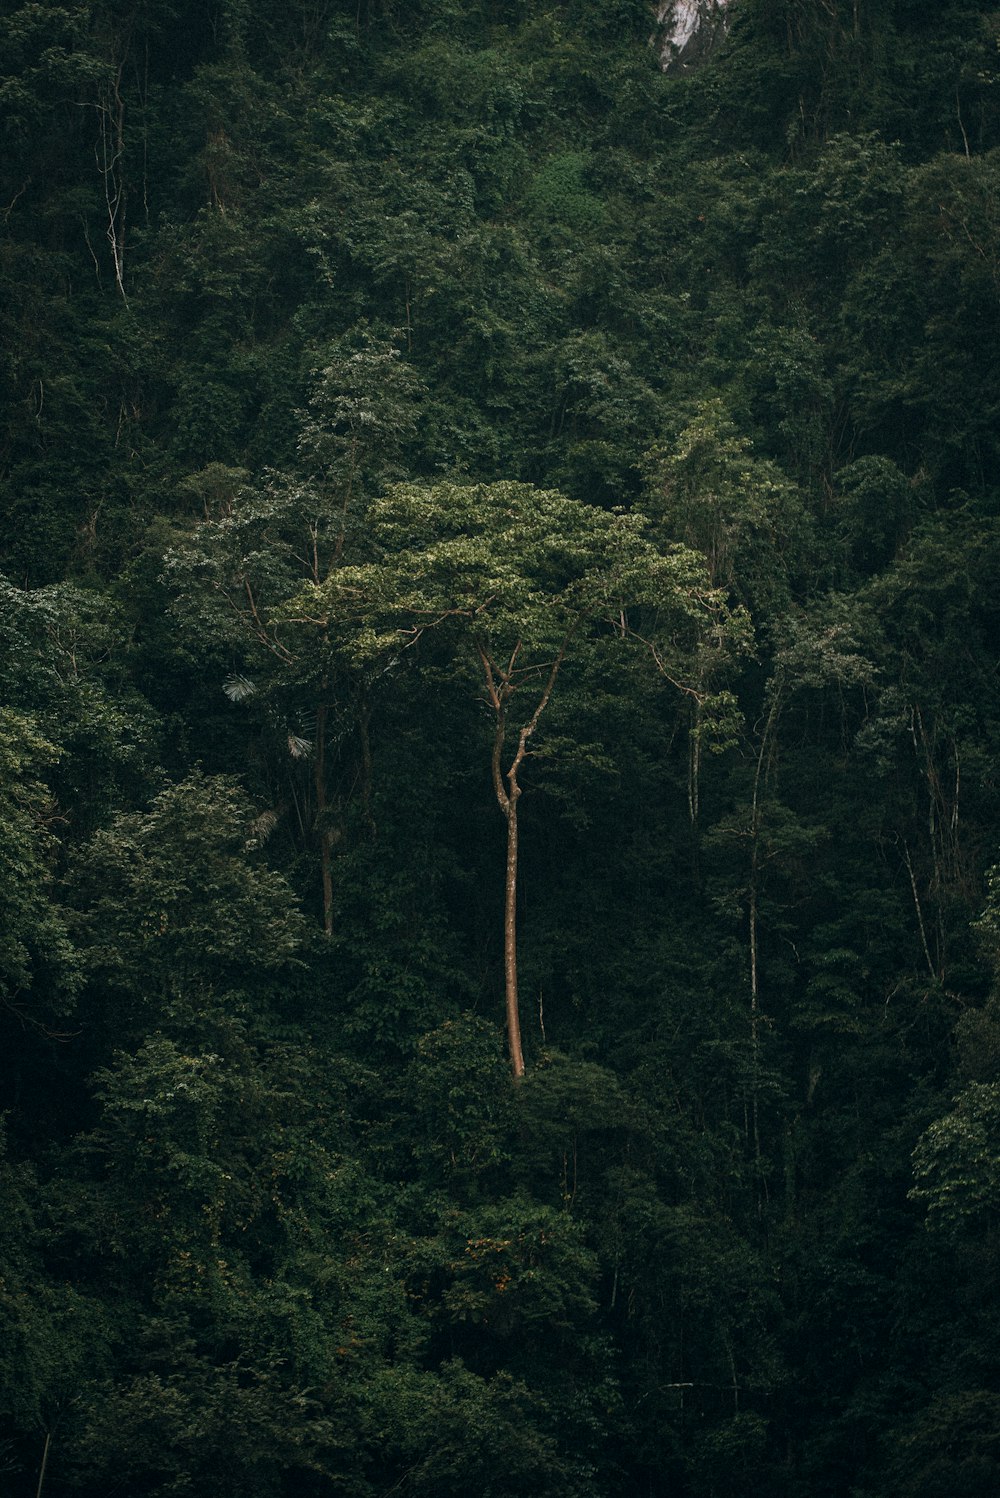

{"left": 71, "top": 772, "right": 306, "bottom": 1053}
{"left": 285, "top": 479, "right": 745, "bottom": 1076}
{"left": 163, "top": 337, "right": 425, "bottom": 935}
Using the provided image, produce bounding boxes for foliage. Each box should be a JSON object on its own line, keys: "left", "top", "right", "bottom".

{"left": 2, "top": 2, "right": 1000, "bottom": 1495}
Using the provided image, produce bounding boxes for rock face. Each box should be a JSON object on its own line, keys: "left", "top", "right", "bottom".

{"left": 655, "top": 0, "right": 730, "bottom": 72}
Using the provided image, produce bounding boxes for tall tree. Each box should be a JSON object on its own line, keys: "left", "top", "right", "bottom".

{"left": 282, "top": 479, "right": 746, "bottom": 1076}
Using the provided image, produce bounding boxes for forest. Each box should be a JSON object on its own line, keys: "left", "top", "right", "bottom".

{"left": 2, "top": 0, "right": 1000, "bottom": 1493}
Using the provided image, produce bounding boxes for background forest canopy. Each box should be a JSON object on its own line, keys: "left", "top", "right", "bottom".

{"left": 3, "top": 1, "right": 1000, "bottom": 1495}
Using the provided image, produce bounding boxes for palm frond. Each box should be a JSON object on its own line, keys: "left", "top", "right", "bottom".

{"left": 223, "top": 674, "right": 258, "bottom": 703}
{"left": 287, "top": 733, "right": 314, "bottom": 760}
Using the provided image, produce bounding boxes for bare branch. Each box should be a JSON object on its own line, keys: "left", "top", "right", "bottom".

{"left": 507, "top": 626, "right": 574, "bottom": 789}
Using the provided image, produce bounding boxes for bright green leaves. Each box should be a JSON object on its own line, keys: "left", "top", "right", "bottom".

{"left": 913, "top": 870, "right": 1000, "bottom": 1232}
{"left": 164, "top": 331, "right": 426, "bottom": 674}
{"left": 6, "top": 6, "right": 1000, "bottom": 1497}
{"left": 975, "top": 867, "right": 1000, "bottom": 983}
{"left": 294, "top": 478, "right": 744, "bottom": 681}
{"left": 911, "top": 1081, "right": 1000, "bottom": 1236}
{"left": 526, "top": 151, "right": 606, "bottom": 234}
{"left": 0, "top": 4, "right": 102, "bottom": 136}
{"left": 0, "top": 574, "right": 158, "bottom": 828}
{"left": 282, "top": 476, "right": 747, "bottom": 1071}
{"left": 644, "top": 399, "right": 811, "bottom": 629}
{"left": 542, "top": 331, "right": 664, "bottom": 507}
{"left": 74, "top": 772, "right": 306, "bottom": 1009}
{"left": 85, "top": 1036, "right": 259, "bottom": 1264}
{"left": 0, "top": 711, "right": 78, "bottom": 1012}
{"left": 298, "top": 332, "right": 426, "bottom": 501}
{"left": 0, "top": 706, "right": 82, "bottom": 1161}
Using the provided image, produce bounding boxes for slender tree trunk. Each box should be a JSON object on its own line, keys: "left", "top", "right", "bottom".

{"left": 748, "top": 685, "right": 782, "bottom": 1184}
{"left": 478, "top": 634, "right": 571, "bottom": 1080}
{"left": 748, "top": 856, "right": 763, "bottom": 1172}
{"left": 315, "top": 702, "right": 334, "bottom": 937}
{"left": 36, "top": 1431, "right": 51, "bottom": 1498}
{"left": 504, "top": 788, "right": 525, "bottom": 1078}
{"left": 688, "top": 698, "right": 701, "bottom": 828}
{"left": 901, "top": 837, "right": 936, "bottom": 981}
{"left": 358, "top": 693, "right": 375, "bottom": 835}
{"left": 97, "top": 57, "right": 128, "bottom": 301}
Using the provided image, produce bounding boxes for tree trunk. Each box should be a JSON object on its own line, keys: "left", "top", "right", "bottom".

{"left": 748, "top": 863, "right": 762, "bottom": 1171}
{"left": 478, "top": 634, "right": 570, "bottom": 1079}
{"left": 315, "top": 703, "right": 334, "bottom": 937}
{"left": 504, "top": 787, "right": 525, "bottom": 1079}
{"left": 36, "top": 1430, "right": 51, "bottom": 1498}
{"left": 748, "top": 685, "right": 781, "bottom": 1187}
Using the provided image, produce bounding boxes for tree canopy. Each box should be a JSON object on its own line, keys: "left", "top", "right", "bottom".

{"left": 2, "top": 1, "right": 1000, "bottom": 1494}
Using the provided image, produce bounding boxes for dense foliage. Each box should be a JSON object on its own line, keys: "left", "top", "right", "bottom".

{"left": 3, "top": 1, "right": 1000, "bottom": 1493}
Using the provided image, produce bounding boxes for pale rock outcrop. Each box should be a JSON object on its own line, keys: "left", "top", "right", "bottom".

{"left": 655, "top": 0, "right": 730, "bottom": 72}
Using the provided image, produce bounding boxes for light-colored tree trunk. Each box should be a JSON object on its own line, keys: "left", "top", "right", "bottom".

{"left": 36, "top": 1430, "right": 51, "bottom": 1498}
{"left": 747, "top": 686, "right": 782, "bottom": 1179}
{"left": 503, "top": 787, "right": 525, "bottom": 1078}
{"left": 315, "top": 702, "right": 334, "bottom": 937}
{"left": 479, "top": 636, "right": 570, "bottom": 1080}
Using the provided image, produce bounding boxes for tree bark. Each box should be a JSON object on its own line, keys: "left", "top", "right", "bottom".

{"left": 748, "top": 686, "right": 781, "bottom": 1181}
{"left": 478, "top": 635, "right": 570, "bottom": 1080}
{"left": 503, "top": 788, "right": 525, "bottom": 1079}
{"left": 36, "top": 1430, "right": 51, "bottom": 1498}
{"left": 315, "top": 702, "right": 334, "bottom": 937}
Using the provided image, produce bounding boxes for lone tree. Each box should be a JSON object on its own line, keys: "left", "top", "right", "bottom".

{"left": 284, "top": 480, "right": 745, "bottom": 1078}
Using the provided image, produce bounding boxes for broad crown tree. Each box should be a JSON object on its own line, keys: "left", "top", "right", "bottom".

{"left": 281, "top": 479, "right": 748, "bottom": 1076}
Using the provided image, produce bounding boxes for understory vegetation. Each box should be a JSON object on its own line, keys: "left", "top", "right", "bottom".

{"left": 3, "top": 2, "right": 1000, "bottom": 1493}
